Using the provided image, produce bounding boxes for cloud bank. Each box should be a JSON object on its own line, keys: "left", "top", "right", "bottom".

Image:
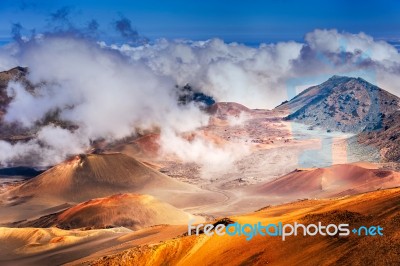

{"left": 1, "top": 28, "right": 400, "bottom": 169}
{"left": 113, "top": 29, "right": 400, "bottom": 108}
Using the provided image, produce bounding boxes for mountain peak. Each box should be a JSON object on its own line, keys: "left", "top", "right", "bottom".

{"left": 277, "top": 76, "right": 400, "bottom": 133}
{"left": 327, "top": 75, "right": 373, "bottom": 85}
{"left": 323, "top": 75, "right": 356, "bottom": 85}
{"left": 328, "top": 75, "right": 347, "bottom": 80}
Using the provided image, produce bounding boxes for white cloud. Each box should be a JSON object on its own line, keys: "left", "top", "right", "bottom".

{"left": 1, "top": 29, "right": 400, "bottom": 168}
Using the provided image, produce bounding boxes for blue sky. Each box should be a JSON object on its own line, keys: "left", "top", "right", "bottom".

{"left": 0, "top": 0, "right": 399, "bottom": 45}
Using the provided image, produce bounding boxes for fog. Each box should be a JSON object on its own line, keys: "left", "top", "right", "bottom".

{"left": 1, "top": 27, "right": 400, "bottom": 169}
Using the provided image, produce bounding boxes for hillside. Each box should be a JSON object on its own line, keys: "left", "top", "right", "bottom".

{"left": 278, "top": 76, "right": 400, "bottom": 133}
{"left": 250, "top": 163, "right": 400, "bottom": 199}
{"left": 88, "top": 187, "right": 400, "bottom": 266}
{"left": 13, "top": 193, "right": 194, "bottom": 230}
{"left": 207, "top": 102, "right": 251, "bottom": 119}
{"left": 0, "top": 153, "right": 223, "bottom": 223}
{"left": 357, "top": 110, "right": 400, "bottom": 162}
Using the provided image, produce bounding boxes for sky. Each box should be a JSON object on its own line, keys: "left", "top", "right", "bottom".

{"left": 0, "top": 0, "right": 400, "bottom": 45}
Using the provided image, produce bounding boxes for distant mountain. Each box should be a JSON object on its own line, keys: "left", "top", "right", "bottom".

{"left": 277, "top": 76, "right": 400, "bottom": 133}
{"left": 0, "top": 66, "right": 29, "bottom": 116}
{"left": 0, "top": 166, "right": 44, "bottom": 177}
{"left": 176, "top": 84, "right": 215, "bottom": 106}
{"left": 0, "top": 67, "right": 36, "bottom": 145}
{"left": 0, "top": 67, "right": 77, "bottom": 153}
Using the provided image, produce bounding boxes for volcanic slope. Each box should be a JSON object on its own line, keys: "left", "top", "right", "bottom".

{"left": 0, "top": 153, "right": 223, "bottom": 222}
{"left": 88, "top": 187, "right": 400, "bottom": 266}
{"left": 277, "top": 75, "right": 400, "bottom": 133}
{"left": 249, "top": 163, "right": 400, "bottom": 199}
{"left": 357, "top": 109, "right": 400, "bottom": 162}
{"left": 14, "top": 193, "right": 195, "bottom": 230}
{"left": 0, "top": 226, "right": 132, "bottom": 265}
{"left": 207, "top": 102, "right": 251, "bottom": 119}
